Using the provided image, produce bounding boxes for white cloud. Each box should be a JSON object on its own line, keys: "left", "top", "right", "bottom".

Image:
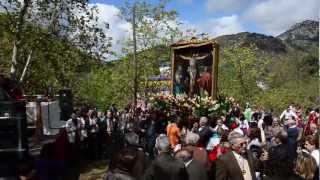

{"left": 90, "top": 3, "right": 184, "bottom": 59}
{"left": 205, "top": 0, "right": 254, "bottom": 12}
{"left": 175, "top": 16, "right": 244, "bottom": 39}
{"left": 243, "top": 0, "right": 319, "bottom": 35}
{"left": 199, "top": 15, "right": 244, "bottom": 37}
{"left": 178, "top": 19, "right": 198, "bottom": 38}
{"left": 90, "top": 3, "right": 132, "bottom": 59}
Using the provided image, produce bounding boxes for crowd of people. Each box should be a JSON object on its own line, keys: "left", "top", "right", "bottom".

{"left": 18, "top": 101, "right": 319, "bottom": 180}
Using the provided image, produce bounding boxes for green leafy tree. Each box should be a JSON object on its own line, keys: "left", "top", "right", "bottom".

{"left": 0, "top": 0, "right": 111, "bottom": 95}
{"left": 75, "top": 0, "right": 182, "bottom": 109}
{"left": 76, "top": 58, "right": 134, "bottom": 109}
{"left": 120, "top": 0, "right": 181, "bottom": 98}
{"left": 74, "top": 0, "right": 184, "bottom": 109}
{"left": 219, "top": 47, "right": 269, "bottom": 104}
{"left": 257, "top": 53, "right": 319, "bottom": 113}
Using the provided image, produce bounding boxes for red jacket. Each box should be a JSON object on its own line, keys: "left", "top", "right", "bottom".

{"left": 208, "top": 144, "right": 230, "bottom": 162}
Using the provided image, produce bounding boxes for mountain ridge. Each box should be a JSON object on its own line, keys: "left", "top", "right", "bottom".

{"left": 214, "top": 20, "right": 319, "bottom": 55}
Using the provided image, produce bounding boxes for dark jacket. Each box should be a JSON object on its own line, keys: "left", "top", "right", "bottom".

{"left": 184, "top": 145, "right": 208, "bottom": 168}
{"left": 215, "top": 151, "right": 258, "bottom": 180}
{"left": 186, "top": 159, "right": 208, "bottom": 180}
{"left": 265, "top": 143, "right": 293, "bottom": 177}
{"left": 287, "top": 126, "right": 299, "bottom": 161}
{"left": 263, "top": 174, "right": 304, "bottom": 180}
{"left": 105, "top": 169, "right": 135, "bottom": 180}
{"left": 198, "top": 126, "right": 213, "bottom": 146}
{"left": 143, "top": 152, "right": 188, "bottom": 180}
{"left": 129, "top": 147, "right": 149, "bottom": 180}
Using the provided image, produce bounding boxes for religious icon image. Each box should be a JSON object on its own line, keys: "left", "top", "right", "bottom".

{"left": 174, "top": 65, "right": 186, "bottom": 95}
{"left": 197, "top": 66, "right": 212, "bottom": 96}
{"left": 178, "top": 52, "right": 210, "bottom": 97}
{"left": 171, "top": 38, "right": 219, "bottom": 98}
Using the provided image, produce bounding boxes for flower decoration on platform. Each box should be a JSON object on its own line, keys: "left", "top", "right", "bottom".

{"left": 149, "top": 93, "right": 173, "bottom": 113}
{"left": 149, "top": 94, "right": 232, "bottom": 118}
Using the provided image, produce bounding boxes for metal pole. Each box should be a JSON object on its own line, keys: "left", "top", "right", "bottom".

{"left": 132, "top": 4, "right": 138, "bottom": 108}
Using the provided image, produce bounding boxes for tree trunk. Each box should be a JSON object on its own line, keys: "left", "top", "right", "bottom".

{"left": 132, "top": 4, "right": 138, "bottom": 108}
{"left": 19, "top": 50, "right": 32, "bottom": 83}
{"left": 10, "top": 0, "right": 31, "bottom": 80}
{"left": 10, "top": 42, "right": 18, "bottom": 80}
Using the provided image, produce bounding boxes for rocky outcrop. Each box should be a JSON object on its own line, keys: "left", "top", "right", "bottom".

{"left": 277, "top": 20, "right": 319, "bottom": 52}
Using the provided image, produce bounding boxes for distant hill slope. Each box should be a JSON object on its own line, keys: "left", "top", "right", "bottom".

{"left": 215, "top": 20, "right": 319, "bottom": 56}
{"left": 215, "top": 32, "right": 287, "bottom": 54}
{"left": 278, "top": 20, "right": 319, "bottom": 53}
{"left": 278, "top": 20, "right": 318, "bottom": 43}
{"left": 212, "top": 20, "right": 318, "bottom": 110}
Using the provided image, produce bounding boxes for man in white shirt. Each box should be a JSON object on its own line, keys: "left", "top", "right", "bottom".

{"left": 105, "top": 110, "right": 114, "bottom": 135}
{"left": 213, "top": 118, "right": 229, "bottom": 131}
{"left": 65, "top": 112, "right": 85, "bottom": 144}
{"left": 280, "top": 106, "right": 298, "bottom": 122}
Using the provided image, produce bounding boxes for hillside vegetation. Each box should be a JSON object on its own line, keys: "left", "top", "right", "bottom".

{"left": 0, "top": 3, "right": 318, "bottom": 113}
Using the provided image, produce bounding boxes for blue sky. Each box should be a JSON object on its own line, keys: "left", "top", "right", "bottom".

{"left": 88, "top": 0, "right": 318, "bottom": 57}
{"left": 90, "top": 0, "right": 318, "bottom": 35}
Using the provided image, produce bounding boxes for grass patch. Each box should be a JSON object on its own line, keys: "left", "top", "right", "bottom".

{"left": 79, "top": 160, "right": 108, "bottom": 180}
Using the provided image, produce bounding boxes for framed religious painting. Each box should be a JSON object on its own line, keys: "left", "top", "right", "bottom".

{"left": 170, "top": 38, "right": 219, "bottom": 98}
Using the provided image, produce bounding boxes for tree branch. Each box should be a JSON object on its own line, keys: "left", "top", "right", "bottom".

{"left": 10, "top": 0, "right": 32, "bottom": 80}
{"left": 19, "top": 50, "right": 32, "bottom": 83}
